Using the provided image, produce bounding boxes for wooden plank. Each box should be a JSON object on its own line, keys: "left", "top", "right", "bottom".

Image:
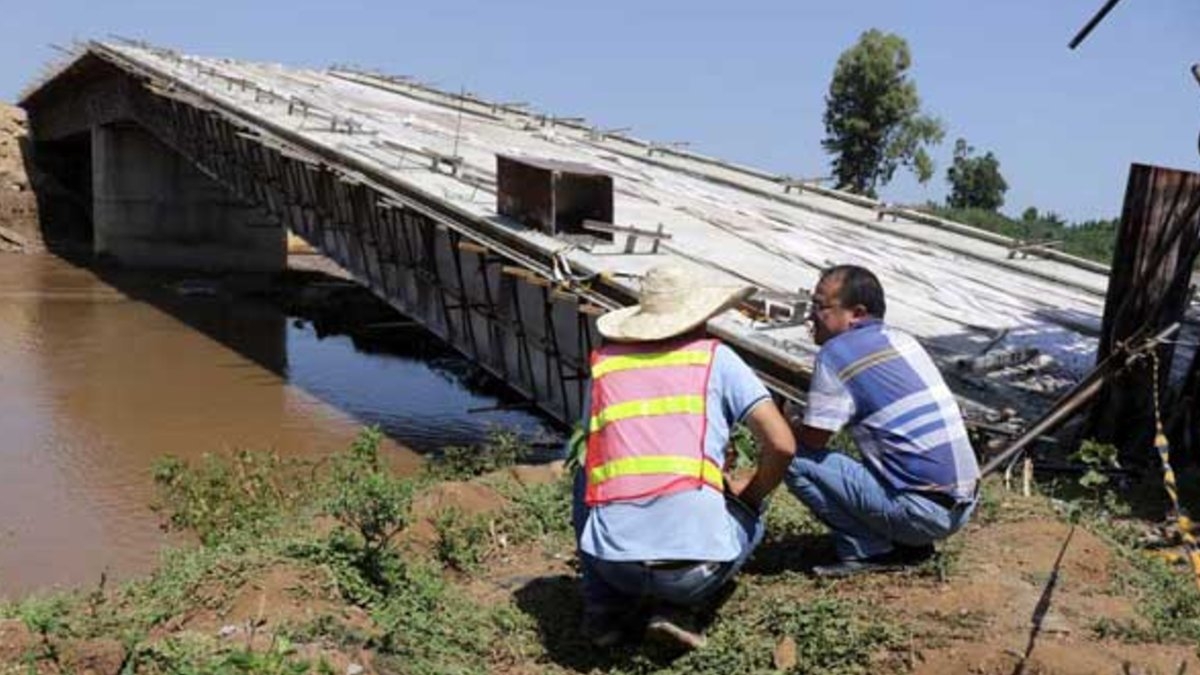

{"left": 501, "top": 265, "right": 549, "bottom": 286}
{"left": 457, "top": 241, "right": 489, "bottom": 255}
{"left": 1086, "top": 163, "right": 1200, "bottom": 461}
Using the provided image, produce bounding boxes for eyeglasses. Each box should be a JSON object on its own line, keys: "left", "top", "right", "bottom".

{"left": 809, "top": 299, "right": 841, "bottom": 314}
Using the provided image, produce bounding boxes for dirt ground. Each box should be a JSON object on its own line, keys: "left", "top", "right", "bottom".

{"left": 0, "top": 102, "right": 40, "bottom": 251}
{"left": 2, "top": 468, "right": 1197, "bottom": 674}
{"left": 894, "top": 516, "right": 1194, "bottom": 674}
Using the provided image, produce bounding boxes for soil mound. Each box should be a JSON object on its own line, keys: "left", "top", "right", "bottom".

{"left": 0, "top": 103, "right": 40, "bottom": 251}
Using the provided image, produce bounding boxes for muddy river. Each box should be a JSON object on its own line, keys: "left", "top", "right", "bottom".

{"left": 0, "top": 253, "right": 552, "bottom": 598}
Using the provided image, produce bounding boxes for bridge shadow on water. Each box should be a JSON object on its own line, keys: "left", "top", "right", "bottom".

{"left": 16, "top": 127, "right": 559, "bottom": 457}
{"left": 44, "top": 247, "right": 560, "bottom": 457}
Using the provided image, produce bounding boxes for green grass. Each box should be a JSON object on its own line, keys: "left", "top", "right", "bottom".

{"left": 133, "top": 634, "right": 327, "bottom": 675}
{"left": 152, "top": 449, "right": 311, "bottom": 546}
{"left": 1096, "top": 521, "right": 1200, "bottom": 646}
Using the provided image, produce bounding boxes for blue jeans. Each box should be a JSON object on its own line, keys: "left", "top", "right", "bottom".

{"left": 783, "top": 450, "right": 976, "bottom": 561}
{"left": 572, "top": 473, "right": 765, "bottom": 616}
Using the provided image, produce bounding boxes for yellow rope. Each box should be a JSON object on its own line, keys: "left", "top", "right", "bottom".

{"left": 1149, "top": 350, "right": 1200, "bottom": 591}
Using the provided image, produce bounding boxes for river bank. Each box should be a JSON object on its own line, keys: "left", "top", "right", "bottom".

{"left": 2, "top": 429, "right": 1198, "bottom": 674}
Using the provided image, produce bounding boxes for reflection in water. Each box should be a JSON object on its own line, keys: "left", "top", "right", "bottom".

{"left": 0, "top": 253, "right": 553, "bottom": 597}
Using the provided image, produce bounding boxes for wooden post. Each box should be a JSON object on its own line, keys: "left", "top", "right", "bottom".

{"left": 1085, "top": 163, "right": 1200, "bottom": 464}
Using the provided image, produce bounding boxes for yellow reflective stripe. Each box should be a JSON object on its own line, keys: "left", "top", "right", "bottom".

{"left": 589, "top": 455, "right": 724, "bottom": 489}
{"left": 589, "top": 395, "right": 704, "bottom": 433}
{"left": 838, "top": 347, "right": 901, "bottom": 382}
{"left": 591, "top": 349, "right": 713, "bottom": 380}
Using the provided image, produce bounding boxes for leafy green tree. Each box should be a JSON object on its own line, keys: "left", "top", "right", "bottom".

{"left": 946, "top": 138, "right": 1008, "bottom": 211}
{"left": 822, "top": 29, "right": 945, "bottom": 196}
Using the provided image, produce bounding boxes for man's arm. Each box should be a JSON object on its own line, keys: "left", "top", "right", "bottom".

{"left": 732, "top": 400, "right": 796, "bottom": 510}
{"left": 783, "top": 400, "right": 835, "bottom": 454}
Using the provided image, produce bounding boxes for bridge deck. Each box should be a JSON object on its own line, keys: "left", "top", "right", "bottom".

{"left": 22, "top": 41, "right": 1130, "bottom": 427}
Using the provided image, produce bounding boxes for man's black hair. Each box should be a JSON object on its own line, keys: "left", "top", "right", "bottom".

{"left": 819, "top": 265, "right": 886, "bottom": 318}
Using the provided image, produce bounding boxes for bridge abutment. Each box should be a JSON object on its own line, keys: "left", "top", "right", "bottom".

{"left": 91, "top": 123, "right": 284, "bottom": 271}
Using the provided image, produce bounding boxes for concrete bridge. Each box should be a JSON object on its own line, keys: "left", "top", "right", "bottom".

{"left": 19, "top": 40, "right": 1118, "bottom": 427}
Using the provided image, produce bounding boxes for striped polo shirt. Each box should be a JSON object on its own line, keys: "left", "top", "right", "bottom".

{"left": 804, "top": 319, "right": 980, "bottom": 501}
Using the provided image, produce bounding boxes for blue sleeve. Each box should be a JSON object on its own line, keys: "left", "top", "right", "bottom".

{"left": 712, "top": 344, "right": 770, "bottom": 424}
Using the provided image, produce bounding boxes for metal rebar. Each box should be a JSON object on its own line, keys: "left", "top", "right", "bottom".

{"left": 980, "top": 322, "right": 1180, "bottom": 476}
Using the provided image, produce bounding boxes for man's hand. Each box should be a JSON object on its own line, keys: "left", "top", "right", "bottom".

{"left": 797, "top": 425, "right": 833, "bottom": 455}
{"left": 724, "top": 473, "right": 750, "bottom": 498}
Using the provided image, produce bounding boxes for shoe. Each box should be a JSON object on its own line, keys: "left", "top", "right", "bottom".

{"left": 812, "top": 544, "right": 935, "bottom": 578}
{"left": 581, "top": 612, "right": 623, "bottom": 648}
{"left": 893, "top": 543, "right": 935, "bottom": 564}
{"left": 646, "top": 609, "right": 707, "bottom": 650}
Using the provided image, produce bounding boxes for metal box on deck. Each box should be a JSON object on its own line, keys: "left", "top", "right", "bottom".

{"left": 496, "top": 155, "right": 613, "bottom": 241}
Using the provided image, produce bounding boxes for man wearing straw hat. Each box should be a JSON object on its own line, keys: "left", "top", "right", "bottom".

{"left": 785, "top": 264, "right": 979, "bottom": 577}
{"left": 571, "top": 263, "right": 796, "bottom": 650}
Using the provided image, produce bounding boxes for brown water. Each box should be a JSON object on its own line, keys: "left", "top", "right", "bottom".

{"left": 0, "top": 253, "right": 551, "bottom": 598}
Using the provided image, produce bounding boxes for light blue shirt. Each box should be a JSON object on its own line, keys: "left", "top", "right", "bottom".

{"left": 575, "top": 344, "right": 769, "bottom": 562}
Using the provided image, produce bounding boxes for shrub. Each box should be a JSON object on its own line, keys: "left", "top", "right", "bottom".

{"left": 325, "top": 428, "right": 416, "bottom": 588}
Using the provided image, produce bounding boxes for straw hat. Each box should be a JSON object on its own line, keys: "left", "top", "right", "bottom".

{"left": 596, "top": 264, "right": 753, "bottom": 342}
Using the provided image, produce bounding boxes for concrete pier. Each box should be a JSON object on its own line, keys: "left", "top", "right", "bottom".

{"left": 91, "top": 123, "right": 283, "bottom": 271}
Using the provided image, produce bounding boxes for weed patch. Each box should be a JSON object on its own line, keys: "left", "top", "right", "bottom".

{"left": 371, "top": 564, "right": 499, "bottom": 675}
{"left": 495, "top": 473, "right": 575, "bottom": 546}
{"left": 426, "top": 427, "right": 532, "bottom": 480}
{"left": 15, "top": 594, "right": 70, "bottom": 664}
{"left": 1057, "top": 484, "right": 1200, "bottom": 648}
{"left": 661, "top": 594, "right": 905, "bottom": 675}
{"left": 1109, "top": 540, "right": 1200, "bottom": 645}
{"left": 153, "top": 450, "right": 307, "bottom": 546}
{"left": 133, "top": 633, "right": 326, "bottom": 674}
{"left": 433, "top": 507, "right": 491, "bottom": 574}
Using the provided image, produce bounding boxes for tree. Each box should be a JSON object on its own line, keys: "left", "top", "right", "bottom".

{"left": 822, "top": 29, "right": 945, "bottom": 197}
{"left": 946, "top": 138, "right": 1008, "bottom": 211}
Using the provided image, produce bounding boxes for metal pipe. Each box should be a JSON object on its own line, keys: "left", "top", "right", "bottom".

{"left": 1068, "top": 0, "right": 1125, "bottom": 50}
{"left": 981, "top": 322, "right": 1180, "bottom": 476}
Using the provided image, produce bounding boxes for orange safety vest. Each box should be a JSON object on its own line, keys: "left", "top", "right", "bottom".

{"left": 584, "top": 338, "right": 725, "bottom": 506}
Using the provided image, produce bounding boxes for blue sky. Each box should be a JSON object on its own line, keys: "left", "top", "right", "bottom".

{"left": 2, "top": 0, "right": 1196, "bottom": 222}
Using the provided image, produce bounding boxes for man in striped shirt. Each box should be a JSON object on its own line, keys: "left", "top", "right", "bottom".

{"left": 786, "top": 265, "right": 980, "bottom": 577}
